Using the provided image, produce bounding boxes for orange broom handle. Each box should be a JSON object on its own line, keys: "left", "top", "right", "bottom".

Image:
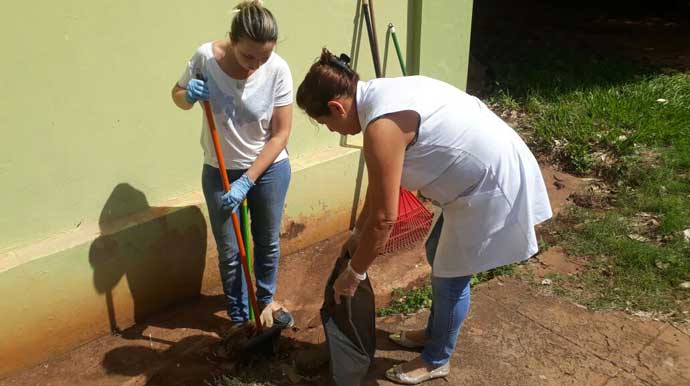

{"left": 200, "top": 97, "right": 263, "bottom": 332}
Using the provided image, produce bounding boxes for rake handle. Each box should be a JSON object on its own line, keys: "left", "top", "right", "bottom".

{"left": 200, "top": 97, "right": 263, "bottom": 332}
{"left": 362, "top": 0, "right": 382, "bottom": 78}
{"left": 388, "top": 23, "right": 407, "bottom": 76}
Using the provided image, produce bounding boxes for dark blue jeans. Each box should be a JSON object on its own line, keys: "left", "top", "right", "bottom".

{"left": 422, "top": 214, "right": 472, "bottom": 366}
{"left": 202, "top": 159, "right": 291, "bottom": 323}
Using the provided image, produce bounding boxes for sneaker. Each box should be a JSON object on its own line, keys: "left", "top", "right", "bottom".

{"left": 272, "top": 307, "right": 294, "bottom": 329}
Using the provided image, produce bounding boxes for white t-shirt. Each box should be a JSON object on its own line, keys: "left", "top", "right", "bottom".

{"left": 356, "top": 76, "right": 553, "bottom": 277}
{"left": 178, "top": 42, "right": 293, "bottom": 169}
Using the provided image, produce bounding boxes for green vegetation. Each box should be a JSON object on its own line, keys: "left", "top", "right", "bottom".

{"left": 208, "top": 375, "right": 276, "bottom": 386}
{"left": 379, "top": 49, "right": 690, "bottom": 318}
{"left": 377, "top": 264, "right": 516, "bottom": 316}
{"left": 377, "top": 284, "right": 432, "bottom": 316}
{"left": 489, "top": 45, "right": 690, "bottom": 317}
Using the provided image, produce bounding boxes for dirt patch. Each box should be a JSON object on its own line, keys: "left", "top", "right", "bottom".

{"left": 569, "top": 181, "right": 616, "bottom": 210}
{"left": 540, "top": 164, "right": 584, "bottom": 216}
{"left": 528, "top": 246, "right": 586, "bottom": 279}
{"left": 0, "top": 232, "right": 430, "bottom": 386}
{"left": 280, "top": 220, "right": 306, "bottom": 240}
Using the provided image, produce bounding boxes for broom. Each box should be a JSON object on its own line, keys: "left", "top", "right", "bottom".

{"left": 362, "top": 0, "right": 433, "bottom": 253}
{"left": 195, "top": 75, "right": 262, "bottom": 332}
{"left": 196, "top": 74, "right": 293, "bottom": 357}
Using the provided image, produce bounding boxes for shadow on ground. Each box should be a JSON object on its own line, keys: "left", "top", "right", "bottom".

{"left": 467, "top": 0, "right": 690, "bottom": 98}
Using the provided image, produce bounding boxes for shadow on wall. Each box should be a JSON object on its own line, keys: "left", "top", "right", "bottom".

{"left": 88, "top": 183, "right": 209, "bottom": 333}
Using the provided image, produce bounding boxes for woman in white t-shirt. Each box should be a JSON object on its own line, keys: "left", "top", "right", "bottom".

{"left": 171, "top": 1, "right": 294, "bottom": 339}
{"left": 296, "top": 49, "right": 552, "bottom": 384}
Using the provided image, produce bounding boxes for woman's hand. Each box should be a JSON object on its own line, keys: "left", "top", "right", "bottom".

{"left": 221, "top": 173, "right": 254, "bottom": 212}
{"left": 185, "top": 79, "right": 210, "bottom": 104}
{"left": 333, "top": 261, "right": 366, "bottom": 304}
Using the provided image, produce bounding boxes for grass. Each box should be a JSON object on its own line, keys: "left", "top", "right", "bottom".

{"left": 378, "top": 47, "right": 690, "bottom": 319}
{"left": 208, "top": 375, "right": 276, "bottom": 386}
{"left": 376, "top": 265, "right": 516, "bottom": 316}
{"left": 206, "top": 46, "right": 686, "bottom": 386}
{"left": 377, "top": 284, "right": 432, "bottom": 316}
{"left": 488, "top": 44, "right": 690, "bottom": 317}
{"left": 529, "top": 74, "right": 690, "bottom": 176}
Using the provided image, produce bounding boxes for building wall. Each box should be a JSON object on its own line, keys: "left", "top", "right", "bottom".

{"left": 411, "top": 0, "right": 474, "bottom": 89}
{"left": 0, "top": 0, "right": 472, "bottom": 376}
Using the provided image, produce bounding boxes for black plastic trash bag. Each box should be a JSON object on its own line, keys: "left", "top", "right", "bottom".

{"left": 321, "top": 253, "right": 376, "bottom": 386}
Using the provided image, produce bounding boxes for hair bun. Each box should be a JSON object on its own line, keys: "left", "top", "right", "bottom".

{"left": 319, "top": 48, "right": 334, "bottom": 63}
{"left": 329, "top": 53, "right": 353, "bottom": 74}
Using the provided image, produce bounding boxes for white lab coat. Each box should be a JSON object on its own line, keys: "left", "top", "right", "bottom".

{"left": 356, "top": 76, "right": 552, "bottom": 277}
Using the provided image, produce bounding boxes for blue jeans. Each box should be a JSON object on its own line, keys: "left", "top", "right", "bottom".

{"left": 422, "top": 215, "right": 472, "bottom": 367}
{"left": 202, "top": 159, "right": 291, "bottom": 323}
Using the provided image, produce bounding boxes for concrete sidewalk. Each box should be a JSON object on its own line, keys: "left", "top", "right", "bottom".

{"left": 372, "top": 278, "right": 690, "bottom": 386}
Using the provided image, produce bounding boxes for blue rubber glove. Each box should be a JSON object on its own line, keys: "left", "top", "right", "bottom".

{"left": 221, "top": 173, "right": 255, "bottom": 212}
{"left": 185, "top": 79, "right": 210, "bottom": 104}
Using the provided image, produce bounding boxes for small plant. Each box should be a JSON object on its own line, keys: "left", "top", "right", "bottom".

{"left": 471, "top": 264, "right": 516, "bottom": 286}
{"left": 538, "top": 236, "right": 552, "bottom": 251}
{"left": 377, "top": 284, "right": 432, "bottom": 316}
{"left": 377, "top": 265, "right": 519, "bottom": 316}
{"left": 208, "top": 375, "right": 277, "bottom": 386}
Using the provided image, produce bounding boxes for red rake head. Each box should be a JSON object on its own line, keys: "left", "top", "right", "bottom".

{"left": 383, "top": 188, "right": 434, "bottom": 254}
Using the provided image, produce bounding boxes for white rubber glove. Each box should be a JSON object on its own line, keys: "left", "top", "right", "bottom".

{"left": 333, "top": 260, "right": 366, "bottom": 304}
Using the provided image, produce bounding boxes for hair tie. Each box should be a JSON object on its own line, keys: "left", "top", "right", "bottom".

{"left": 329, "top": 53, "right": 353, "bottom": 74}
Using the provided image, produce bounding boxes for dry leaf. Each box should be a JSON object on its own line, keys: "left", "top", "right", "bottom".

{"left": 628, "top": 234, "right": 648, "bottom": 242}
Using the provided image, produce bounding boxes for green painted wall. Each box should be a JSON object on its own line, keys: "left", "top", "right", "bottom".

{"left": 0, "top": 0, "right": 407, "bottom": 253}
{"left": 407, "top": 0, "right": 474, "bottom": 90}
{"left": 1, "top": 1, "right": 209, "bottom": 251}
{"left": 0, "top": 201, "right": 209, "bottom": 374}
{"left": 0, "top": 0, "right": 472, "bottom": 376}
{"left": 0, "top": 153, "right": 365, "bottom": 375}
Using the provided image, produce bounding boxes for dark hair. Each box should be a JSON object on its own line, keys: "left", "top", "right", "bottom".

{"left": 230, "top": 1, "right": 278, "bottom": 43}
{"left": 296, "top": 48, "right": 360, "bottom": 118}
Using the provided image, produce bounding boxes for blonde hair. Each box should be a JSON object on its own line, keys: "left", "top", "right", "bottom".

{"left": 230, "top": 1, "right": 278, "bottom": 43}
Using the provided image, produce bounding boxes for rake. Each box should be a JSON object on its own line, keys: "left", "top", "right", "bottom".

{"left": 362, "top": 0, "right": 433, "bottom": 253}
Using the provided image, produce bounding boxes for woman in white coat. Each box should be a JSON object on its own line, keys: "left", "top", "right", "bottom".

{"left": 296, "top": 49, "right": 552, "bottom": 385}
